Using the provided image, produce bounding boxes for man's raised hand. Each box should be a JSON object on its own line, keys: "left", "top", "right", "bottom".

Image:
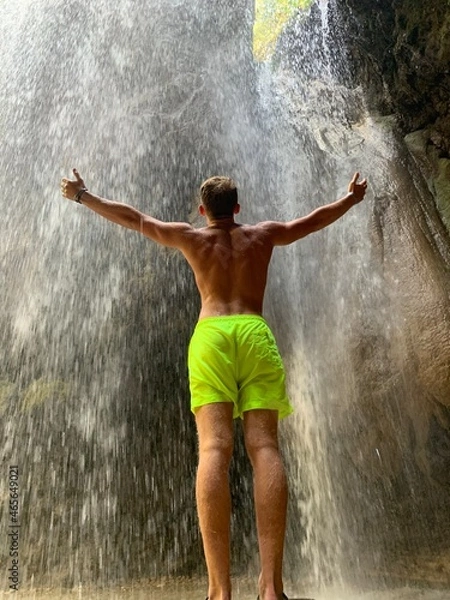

{"left": 60, "top": 168, "right": 87, "bottom": 202}
{"left": 348, "top": 172, "right": 367, "bottom": 203}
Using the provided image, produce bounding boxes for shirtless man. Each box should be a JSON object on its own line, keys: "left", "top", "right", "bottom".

{"left": 60, "top": 170, "right": 367, "bottom": 600}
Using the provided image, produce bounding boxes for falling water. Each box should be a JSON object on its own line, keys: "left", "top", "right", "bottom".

{"left": 264, "top": 1, "right": 450, "bottom": 595}
{"left": 1, "top": 0, "right": 450, "bottom": 598}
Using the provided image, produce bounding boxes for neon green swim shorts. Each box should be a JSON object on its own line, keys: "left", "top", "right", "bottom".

{"left": 188, "top": 314, "right": 293, "bottom": 419}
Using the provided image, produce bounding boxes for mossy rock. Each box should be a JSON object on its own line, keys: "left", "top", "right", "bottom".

{"left": 21, "top": 379, "right": 69, "bottom": 412}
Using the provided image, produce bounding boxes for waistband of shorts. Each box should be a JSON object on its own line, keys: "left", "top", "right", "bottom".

{"left": 195, "top": 314, "right": 267, "bottom": 327}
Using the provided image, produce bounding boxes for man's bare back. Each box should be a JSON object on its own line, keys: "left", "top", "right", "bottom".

{"left": 181, "top": 221, "right": 274, "bottom": 318}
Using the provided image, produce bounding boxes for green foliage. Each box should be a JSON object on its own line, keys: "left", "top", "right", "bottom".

{"left": 253, "top": 0, "right": 313, "bottom": 61}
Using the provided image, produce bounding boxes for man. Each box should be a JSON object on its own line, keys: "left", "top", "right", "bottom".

{"left": 60, "top": 170, "right": 367, "bottom": 600}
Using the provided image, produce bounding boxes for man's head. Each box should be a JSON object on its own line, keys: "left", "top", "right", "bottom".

{"left": 199, "top": 176, "right": 239, "bottom": 220}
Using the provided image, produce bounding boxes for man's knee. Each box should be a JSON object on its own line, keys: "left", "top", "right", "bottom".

{"left": 195, "top": 403, "right": 234, "bottom": 464}
{"left": 245, "top": 435, "right": 280, "bottom": 467}
{"left": 243, "top": 409, "right": 280, "bottom": 466}
{"left": 198, "top": 433, "right": 234, "bottom": 464}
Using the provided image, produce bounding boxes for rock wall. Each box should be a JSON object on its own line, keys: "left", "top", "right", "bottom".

{"left": 272, "top": 0, "right": 450, "bottom": 583}
{"left": 278, "top": 0, "right": 450, "bottom": 227}
{"left": 340, "top": 0, "right": 450, "bottom": 229}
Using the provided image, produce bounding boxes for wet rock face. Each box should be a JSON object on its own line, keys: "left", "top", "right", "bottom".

{"left": 342, "top": 1, "right": 450, "bottom": 491}
{"left": 279, "top": 0, "right": 450, "bottom": 154}
{"left": 388, "top": 0, "right": 450, "bottom": 146}
{"left": 282, "top": 0, "right": 450, "bottom": 231}
{"left": 339, "top": 0, "right": 450, "bottom": 144}
{"left": 274, "top": 1, "right": 450, "bottom": 568}
{"left": 340, "top": 1, "right": 450, "bottom": 473}
{"left": 339, "top": 0, "right": 450, "bottom": 232}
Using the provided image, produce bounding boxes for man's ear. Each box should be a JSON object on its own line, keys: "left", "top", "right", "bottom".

{"left": 234, "top": 203, "right": 241, "bottom": 215}
{"left": 199, "top": 204, "right": 206, "bottom": 216}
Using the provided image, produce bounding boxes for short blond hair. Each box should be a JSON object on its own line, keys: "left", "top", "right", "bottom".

{"left": 200, "top": 176, "right": 238, "bottom": 218}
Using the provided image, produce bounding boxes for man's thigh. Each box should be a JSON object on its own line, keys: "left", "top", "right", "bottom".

{"left": 195, "top": 402, "right": 235, "bottom": 453}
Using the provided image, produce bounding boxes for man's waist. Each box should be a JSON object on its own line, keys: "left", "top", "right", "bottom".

{"left": 197, "top": 312, "right": 265, "bottom": 323}
{"left": 198, "top": 299, "right": 263, "bottom": 321}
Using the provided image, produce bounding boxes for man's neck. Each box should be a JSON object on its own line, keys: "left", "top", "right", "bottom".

{"left": 206, "top": 216, "right": 238, "bottom": 228}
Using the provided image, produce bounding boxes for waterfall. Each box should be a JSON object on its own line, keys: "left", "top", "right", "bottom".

{"left": 1, "top": 0, "right": 449, "bottom": 597}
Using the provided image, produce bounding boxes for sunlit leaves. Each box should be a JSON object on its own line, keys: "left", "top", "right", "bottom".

{"left": 253, "top": 0, "right": 313, "bottom": 61}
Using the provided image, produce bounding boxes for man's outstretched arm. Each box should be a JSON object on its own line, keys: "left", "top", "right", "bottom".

{"left": 262, "top": 172, "right": 367, "bottom": 246}
{"left": 60, "top": 169, "right": 193, "bottom": 248}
